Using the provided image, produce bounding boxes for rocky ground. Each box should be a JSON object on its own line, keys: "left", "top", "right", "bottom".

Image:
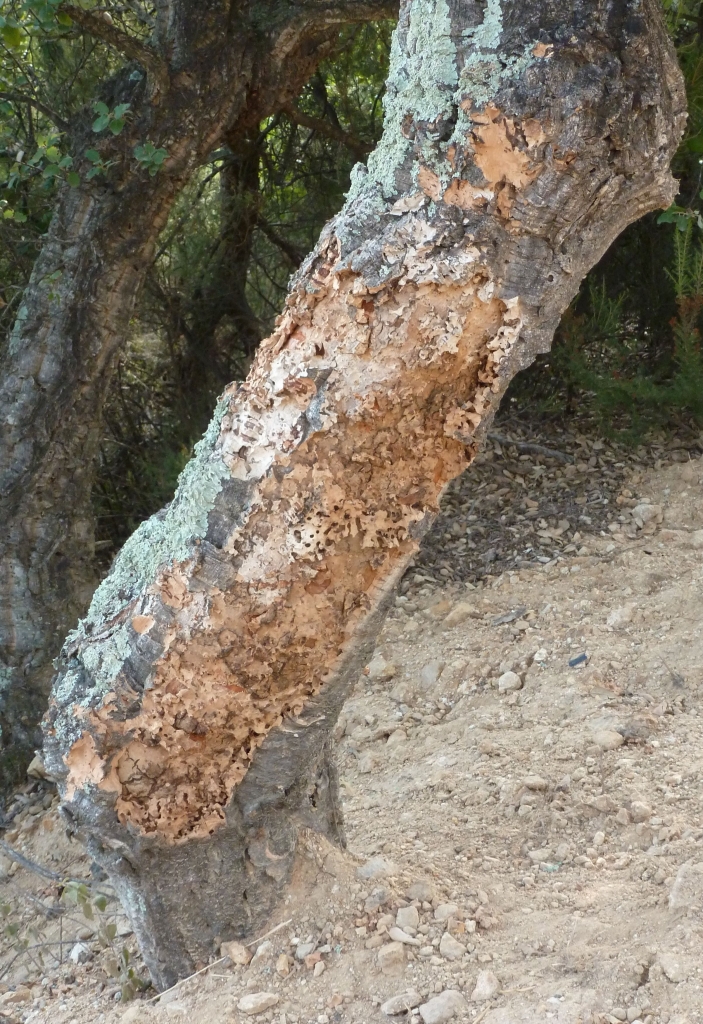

{"left": 2, "top": 422, "right": 703, "bottom": 1024}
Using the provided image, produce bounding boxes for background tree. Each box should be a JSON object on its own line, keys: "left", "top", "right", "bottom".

{"left": 44, "top": 0, "right": 685, "bottom": 990}
{"left": 0, "top": 0, "right": 394, "bottom": 791}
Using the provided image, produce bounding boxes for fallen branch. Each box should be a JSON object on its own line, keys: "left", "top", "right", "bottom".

{"left": 487, "top": 432, "right": 574, "bottom": 465}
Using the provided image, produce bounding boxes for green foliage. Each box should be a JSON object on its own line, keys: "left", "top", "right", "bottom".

{"left": 92, "top": 100, "right": 130, "bottom": 135}
{"left": 516, "top": 223, "right": 703, "bottom": 439}
{"left": 133, "top": 139, "right": 167, "bottom": 175}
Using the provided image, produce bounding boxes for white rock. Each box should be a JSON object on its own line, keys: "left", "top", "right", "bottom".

{"left": 381, "top": 990, "right": 423, "bottom": 1016}
{"left": 420, "top": 661, "right": 445, "bottom": 687}
{"left": 69, "top": 942, "right": 92, "bottom": 964}
{"left": 524, "top": 775, "right": 548, "bottom": 791}
{"left": 439, "top": 932, "right": 466, "bottom": 960}
{"left": 313, "top": 960, "right": 325, "bottom": 977}
{"left": 471, "top": 969, "right": 501, "bottom": 1001}
{"left": 396, "top": 905, "right": 420, "bottom": 931}
{"left": 498, "top": 670, "right": 522, "bottom": 693}
{"left": 357, "top": 856, "right": 399, "bottom": 880}
{"left": 388, "top": 926, "right": 420, "bottom": 946}
{"left": 221, "top": 940, "right": 253, "bottom": 965}
{"left": 606, "top": 604, "right": 635, "bottom": 628}
{"left": 237, "top": 992, "right": 280, "bottom": 1015}
{"left": 632, "top": 502, "right": 662, "bottom": 525}
{"left": 251, "top": 939, "right": 273, "bottom": 964}
{"left": 378, "top": 941, "right": 406, "bottom": 975}
{"left": 433, "top": 902, "right": 459, "bottom": 922}
{"left": 669, "top": 860, "right": 703, "bottom": 911}
{"left": 630, "top": 801, "right": 652, "bottom": 823}
{"left": 386, "top": 729, "right": 408, "bottom": 747}
{"left": 368, "top": 655, "right": 397, "bottom": 682}
{"left": 443, "top": 602, "right": 477, "bottom": 628}
{"left": 692, "top": 530, "right": 703, "bottom": 550}
{"left": 658, "top": 952, "right": 690, "bottom": 983}
{"left": 26, "top": 753, "right": 49, "bottom": 779}
{"left": 419, "top": 990, "right": 468, "bottom": 1024}
{"left": 593, "top": 729, "right": 624, "bottom": 751}
{"left": 527, "top": 848, "right": 552, "bottom": 864}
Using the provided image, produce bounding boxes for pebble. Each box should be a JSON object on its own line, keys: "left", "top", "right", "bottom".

{"left": 221, "top": 940, "right": 253, "bottom": 965}
{"left": 69, "top": 942, "right": 92, "bottom": 964}
{"left": 443, "top": 602, "right": 477, "bottom": 628}
{"left": 692, "top": 529, "right": 703, "bottom": 549}
{"left": 367, "top": 655, "right": 397, "bottom": 682}
{"left": 406, "top": 881, "right": 434, "bottom": 902}
{"left": 420, "top": 661, "right": 445, "bottom": 687}
{"left": 295, "top": 942, "right": 316, "bottom": 960}
{"left": 498, "top": 670, "right": 522, "bottom": 693}
{"left": 658, "top": 952, "right": 689, "bottom": 983}
{"left": 313, "top": 961, "right": 325, "bottom": 977}
{"left": 377, "top": 941, "right": 406, "bottom": 976}
{"left": 439, "top": 932, "right": 466, "bottom": 960}
{"left": 606, "top": 605, "right": 635, "bottom": 628}
{"left": 356, "top": 856, "right": 399, "bottom": 880}
{"left": 388, "top": 926, "right": 420, "bottom": 946}
{"left": 471, "top": 969, "right": 501, "bottom": 1001}
{"left": 251, "top": 939, "right": 273, "bottom": 964}
{"left": 524, "top": 775, "right": 548, "bottom": 791}
{"left": 396, "top": 906, "right": 420, "bottom": 931}
{"left": 237, "top": 992, "right": 280, "bottom": 1015}
{"left": 381, "top": 990, "right": 423, "bottom": 1016}
{"left": 593, "top": 729, "right": 625, "bottom": 751}
{"left": 419, "top": 989, "right": 468, "bottom": 1024}
{"left": 434, "top": 903, "right": 459, "bottom": 922}
{"left": 630, "top": 801, "right": 652, "bottom": 823}
{"left": 276, "top": 953, "right": 290, "bottom": 976}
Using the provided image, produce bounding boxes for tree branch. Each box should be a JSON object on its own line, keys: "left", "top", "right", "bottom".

{"left": 281, "top": 101, "right": 371, "bottom": 160}
{"left": 58, "top": 3, "right": 169, "bottom": 93}
{"left": 256, "top": 215, "right": 305, "bottom": 267}
{"left": 0, "top": 91, "right": 68, "bottom": 131}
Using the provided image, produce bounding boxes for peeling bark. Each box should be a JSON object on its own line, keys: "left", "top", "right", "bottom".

{"left": 0, "top": 0, "right": 396, "bottom": 790}
{"left": 44, "top": 0, "right": 685, "bottom": 990}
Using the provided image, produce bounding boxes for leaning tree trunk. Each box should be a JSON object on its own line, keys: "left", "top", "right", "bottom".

{"left": 0, "top": 0, "right": 392, "bottom": 791}
{"left": 44, "top": 0, "right": 685, "bottom": 991}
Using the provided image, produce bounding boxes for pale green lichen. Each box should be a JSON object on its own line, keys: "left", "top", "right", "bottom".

{"left": 79, "top": 394, "right": 231, "bottom": 635}
{"left": 346, "top": 0, "right": 541, "bottom": 208}
{"left": 347, "top": 0, "right": 458, "bottom": 201}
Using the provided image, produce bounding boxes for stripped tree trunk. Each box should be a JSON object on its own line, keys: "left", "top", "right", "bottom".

{"left": 44, "top": 0, "right": 685, "bottom": 990}
{"left": 0, "top": 0, "right": 393, "bottom": 790}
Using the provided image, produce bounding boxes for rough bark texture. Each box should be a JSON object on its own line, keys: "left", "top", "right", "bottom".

{"left": 44, "top": 0, "right": 685, "bottom": 991}
{"left": 0, "top": 0, "right": 395, "bottom": 790}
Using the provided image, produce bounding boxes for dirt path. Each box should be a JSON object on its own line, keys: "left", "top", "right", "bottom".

{"left": 2, "top": 443, "right": 703, "bottom": 1024}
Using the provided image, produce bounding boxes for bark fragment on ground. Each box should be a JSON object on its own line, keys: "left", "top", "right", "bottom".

{"left": 44, "top": 0, "right": 685, "bottom": 989}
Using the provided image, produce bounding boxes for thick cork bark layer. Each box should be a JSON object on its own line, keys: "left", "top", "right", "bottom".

{"left": 44, "top": 0, "right": 685, "bottom": 990}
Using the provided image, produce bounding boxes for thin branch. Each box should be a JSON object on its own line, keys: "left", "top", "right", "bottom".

{"left": 487, "top": 432, "right": 574, "bottom": 465}
{"left": 0, "top": 840, "right": 62, "bottom": 882}
{"left": 256, "top": 216, "right": 305, "bottom": 267}
{"left": 58, "top": 3, "right": 169, "bottom": 93}
{"left": 281, "top": 101, "right": 370, "bottom": 161}
{"left": 0, "top": 91, "right": 68, "bottom": 130}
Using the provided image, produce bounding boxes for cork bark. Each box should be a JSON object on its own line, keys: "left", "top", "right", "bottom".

{"left": 44, "top": 0, "right": 685, "bottom": 990}
{"left": 0, "top": 0, "right": 395, "bottom": 793}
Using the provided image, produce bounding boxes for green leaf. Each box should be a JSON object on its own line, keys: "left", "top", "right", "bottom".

{"left": 94, "top": 895, "right": 107, "bottom": 912}
{"left": 92, "top": 115, "right": 109, "bottom": 133}
{"left": 93, "top": 102, "right": 109, "bottom": 116}
{"left": 84, "top": 149, "right": 101, "bottom": 163}
{"left": 113, "top": 104, "right": 131, "bottom": 119}
{"left": 12, "top": 210, "right": 27, "bottom": 222}
{"left": 57, "top": 12, "right": 73, "bottom": 25}
{"left": 109, "top": 118, "right": 125, "bottom": 135}
{"left": 2, "top": 24, "right": 23, "bottom": 48}
{"left": 45, "top": 146, "right": 60, "bottom": 161}
{"left": 106, "top": 921, "right": 117, "bottom": 940}
{"left": 86, "top": 166, "right": 100, "bottom": 179}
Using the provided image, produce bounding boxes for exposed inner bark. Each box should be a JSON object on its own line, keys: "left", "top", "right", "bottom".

{"left": 44, "top": 0, "right": 685, "bottom": 991}
{"left": 0, "top": 0, "right": 394, "bottom": 790}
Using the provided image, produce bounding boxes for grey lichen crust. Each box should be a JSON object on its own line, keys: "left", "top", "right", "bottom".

{"left": 69, "top": 395, "right": 231, "bottom": 644}
{"left": 346, "top": 0, "right": 536, "bottom": 210}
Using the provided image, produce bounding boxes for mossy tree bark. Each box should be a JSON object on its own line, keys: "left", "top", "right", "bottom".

{"left": 0, "top": 0, "right": 395, "bottom": 792}
{"left": 45, "top": 0, "right": 685, "bottom": 990}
